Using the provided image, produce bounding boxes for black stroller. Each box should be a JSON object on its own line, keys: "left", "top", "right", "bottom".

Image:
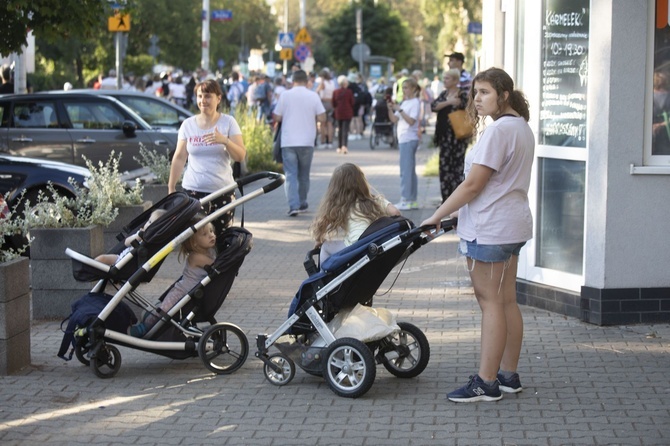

{"left": 369, "top": 99, "right": 397, "bottom": 149}
{"left": 256, "top": 216, "right": 456, "bottom": 398}
{"left": 59, "top": 172, "right": 284, "bottom": 378}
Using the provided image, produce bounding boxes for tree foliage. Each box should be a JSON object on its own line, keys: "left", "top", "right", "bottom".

{"left": 319, "top": 0, "right": 412, "bottom": 73}
{"left": 0, "top": 0, "right": 113, "bottom": 56}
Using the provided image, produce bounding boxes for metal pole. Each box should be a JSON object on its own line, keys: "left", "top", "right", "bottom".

{"left": 356, "top": 9, "right": 363, "bottom": 75}
{"left": 300, "top": 0, "right": 306, "bottom": 28}
{"left": 202, "top": 0, "right": 210, "bottom": 72}
{"left": 283, "top": 0, "right": 288, "bottom": 75}
{"left": 115, "top": 32, "right": 122, "bottom": 89}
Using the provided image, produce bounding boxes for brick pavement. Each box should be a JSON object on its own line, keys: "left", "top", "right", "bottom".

{"left": 1, "top": 131, "right": 669, "bottom": 446}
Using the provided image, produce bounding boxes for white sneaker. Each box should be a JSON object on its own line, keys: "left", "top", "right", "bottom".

{"left": 395, "top": 201, "right": 419, "bottom": 211}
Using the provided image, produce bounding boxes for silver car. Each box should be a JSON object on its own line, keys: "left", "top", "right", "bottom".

{"left": 0, "top": 92, "right": 178, "bottom": 172}
{"left": 63, "top": 89, "right": 193, "bottom": 130}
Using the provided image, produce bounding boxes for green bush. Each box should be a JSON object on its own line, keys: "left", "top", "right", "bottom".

{"left": 22, "top": 152, "right": 143, "bottom": 229}
{"left": 234, "top": 105, "right": 283, "bottom": 174}
{"left": 423, "top": 150, "right": 439, "bottom": 177}
{"left": 134, "top": 144, "right": 173, "bottom": 184}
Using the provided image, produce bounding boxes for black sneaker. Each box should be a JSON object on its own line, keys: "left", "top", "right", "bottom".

{"left": 298, "top": 204, "right": 309, "bottom": 213}
{"left": 447, "top": 375, "right": 503, "bottom": 403}
{"left": 497, "top": 372, "right": 523, "bottom": 393}
{"left": 287, "top": 209, "right": 299, "bottom": 217}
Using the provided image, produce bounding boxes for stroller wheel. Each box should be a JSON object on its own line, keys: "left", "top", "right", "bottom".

{"left": 198, "top": 322, "right": 248, "bottom": 374}
{"left": 322, "top": 337, "right": 376, "bottom": 398}
{"left": 263, "top": 354, "right": 295, "bottom": 386}
{"left": 74, "top": 336, "right": 91, "bottom": 367}
{"left": 90, "top": 344, "right": 122, "bottom": 379}
{"left": 75, "top": 343, "right": 91, "bottom": 367}
{"left": 380, "top": 322, "right": 430, "bottom": 378}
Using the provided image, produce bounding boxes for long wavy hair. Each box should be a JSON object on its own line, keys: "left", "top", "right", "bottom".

{"left": 310, "top": 163, "right": 388, "bottom": 244}
{"left": 466, "top": 67, "right": 530, "bottom": 133}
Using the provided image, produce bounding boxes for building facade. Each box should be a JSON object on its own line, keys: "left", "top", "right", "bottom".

{"left": 481, "top": 0, "right": 670, "bottom": 324}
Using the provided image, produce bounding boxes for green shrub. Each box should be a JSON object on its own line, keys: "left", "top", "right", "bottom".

{"left": 423, "top": 150, "right": 439, "bottom": 177}
{"left": 22, "top": 152, "right": 143, "bottom": 229}
{"left": 134, "top": 144, "right": 173, "bottom": 184}
{"left": 234, "top": 105, "right": 283, "bottom": 174}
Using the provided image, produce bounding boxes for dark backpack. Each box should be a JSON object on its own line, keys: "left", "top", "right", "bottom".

{"left": 57, "top": 292, "right": 137, "bottom": 361}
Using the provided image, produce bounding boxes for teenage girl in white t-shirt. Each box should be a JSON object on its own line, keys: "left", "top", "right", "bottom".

{"left": 169, "top": 79, "right": 247, "bottom": 238}
{"left": 421, "top": 67, "right": 535, "bottom": 403}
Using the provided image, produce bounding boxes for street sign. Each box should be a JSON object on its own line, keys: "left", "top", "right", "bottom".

{"left": 278, "top": 32, "right": 295, "bottom": 48}
{"left": 108, "top": 13, "right": 131, "bottom": 32}
{"left": 350, "top": 43, "right": 370, "bottom": 62}
{"left": 294, "top": 44, "right": 311, "bottom": 62}
{"left": 279, "top": 48, "right": 293, "bottom": 61}
{"left": 295, "top": 27, "right": 312, "bottom": 44}
{"left": 212, "top": 10, "right": 233, "bottom": 22}
{"left": 468, "top": 22, "right": 482, "bottom": 34}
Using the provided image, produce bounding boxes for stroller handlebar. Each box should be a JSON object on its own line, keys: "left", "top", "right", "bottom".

{"left": 236, "top": 171, "right": 285, "bottom": 194}
{"left": 410, "top": 217, "right": 458, "bottom": 238}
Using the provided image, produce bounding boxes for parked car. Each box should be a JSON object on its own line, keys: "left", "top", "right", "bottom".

{"left": 0, "top": 155, "right": 90, "bottom": 255}
{"left": 62, "top": 89, "right": 193, "bottom": 130}
{"left": 0, "top": 154, "right": 90, "bottom": 216}
{"left": 0, "top": 93, "right": 178, "bottom": 172}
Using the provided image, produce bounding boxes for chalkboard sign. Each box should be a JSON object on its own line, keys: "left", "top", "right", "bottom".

{"left": 540, "top": 0, "right": 589, "bottom": 148}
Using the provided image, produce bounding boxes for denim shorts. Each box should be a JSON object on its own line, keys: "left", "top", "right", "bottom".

{"left": 458, "top": 239, "right": 526, "bottom": 263}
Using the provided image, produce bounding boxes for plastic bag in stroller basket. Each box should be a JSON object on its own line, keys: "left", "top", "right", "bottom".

{"left": 57, "top": 292, "right": 137, "bottom": 360}
{"left": 328, "top": 304, "right": 400, "bottom": 342}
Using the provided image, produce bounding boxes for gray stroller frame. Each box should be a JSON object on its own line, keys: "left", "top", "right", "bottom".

{"left": 256, "top": 217, "right": 456, "bottom": 398}
{"left": 64, "top": 172, "right": 284, "bottom": 378}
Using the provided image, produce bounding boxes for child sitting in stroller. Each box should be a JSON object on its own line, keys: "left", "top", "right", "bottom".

{"left": 95, "top": 209, "right": 167, "bottom": 266}
{"left": 310, "top": 163, "right": 400, "bottom": 263}
{"left": 129, "top": 216, "right": 217, "bottom": 337}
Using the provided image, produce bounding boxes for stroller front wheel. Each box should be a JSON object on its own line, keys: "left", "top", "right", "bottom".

{"left": 322, "top": 337, "right": 376, "bottom": 398}
{"left": 198, "top": 322, "right": 249, "bottom": 374}
{"left": 263, "top": 354, "right": 295, "bottom": 386}
{"left": 90, "top": 344, "right": 121, "bottom": 379}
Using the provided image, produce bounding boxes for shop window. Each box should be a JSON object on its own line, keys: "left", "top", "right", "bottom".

{"left": 536, "top": 158, "right": 585, "bottom": 275}
{"left": 653, "top": 0, "right": 670, "bottom": 156}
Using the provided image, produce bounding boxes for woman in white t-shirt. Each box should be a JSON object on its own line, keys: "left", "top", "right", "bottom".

{"left": 421, "top": 67, "right": 534, "bottom": 403}
{"left": 169, "top": 79, "right": 247, "bottom": 238}
{"left": 387, "top": 77, "right": 422, "bottom": 211}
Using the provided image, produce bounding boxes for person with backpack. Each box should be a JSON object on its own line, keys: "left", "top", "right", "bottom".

{"left": 253, "top": 75, "right": 272, "bottom": 123}
{"left": 226, "top": 71, "right": 245, "bottom": 116}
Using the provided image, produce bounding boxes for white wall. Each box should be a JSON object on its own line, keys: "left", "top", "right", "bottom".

{"left": 585, "top": 0, "right": 670, "bottom": 289}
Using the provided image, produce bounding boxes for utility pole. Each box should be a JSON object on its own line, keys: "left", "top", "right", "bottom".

{"left": 202, "top": 0, "right": 210, "bottom": 72}
{"left": 283, "top": 0, "right": 288, "bottom": 75}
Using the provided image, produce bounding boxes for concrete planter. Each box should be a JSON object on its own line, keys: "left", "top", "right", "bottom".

{"left": 30, "top": 225, "right": 104, "bottom": 319}
{"left": 142, "top": 184, "right": 169, "bottom": 206}
{"left": 103, "top": 201, "right": 152, "bottom": 251}
{"left": 0, "top": 257, "right": 31, "bottom": 374}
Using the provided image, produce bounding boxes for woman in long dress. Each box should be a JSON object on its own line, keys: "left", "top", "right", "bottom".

{"left": 431, "top": 69, "right": 470, "bottom": 202}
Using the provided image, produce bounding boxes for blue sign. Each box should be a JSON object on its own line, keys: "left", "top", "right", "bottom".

{"left": 278, "top": 32, "right": 294, "bottom": 48}
{"left": 212, "top": 10, "right": 233, "bottom": 22}
{"left": 218, "top": 59, "right": 225, "bottom": 69}
{"left": 468, "top": 22, "right": 482, "bottom": 34}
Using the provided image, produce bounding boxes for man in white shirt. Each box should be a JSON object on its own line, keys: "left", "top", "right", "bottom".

{"left": 99, "top": 69, "right": 118, "bottom": 89}
{"left": 273, "top": 70, "right": 326, "bottom": 217}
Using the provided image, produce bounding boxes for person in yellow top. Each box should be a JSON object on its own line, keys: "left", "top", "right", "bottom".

{"left": 392, "top": 68, "right": 409, "bottom": 103}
